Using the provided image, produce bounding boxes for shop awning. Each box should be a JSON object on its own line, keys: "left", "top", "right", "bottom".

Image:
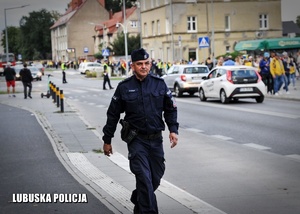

{"left": 234, "top": 37, "right": 300, "bottom": 51}
{"left": 234, "top": 39, "right": 267, "bottom": 51}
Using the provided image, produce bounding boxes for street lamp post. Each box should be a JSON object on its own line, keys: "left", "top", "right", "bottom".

{"left": 116, "top": 0, "right": 129, "bottom": 77}
{"left": 4, "top": 4, "right": 29, "bottom": 63}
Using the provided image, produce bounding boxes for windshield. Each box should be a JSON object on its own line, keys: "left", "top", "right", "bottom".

{"left": 0, "top": 53, "right": 15, "bottom": 62}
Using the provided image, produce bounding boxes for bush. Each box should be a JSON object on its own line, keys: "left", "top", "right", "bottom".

{"left": 85, "top": 71, "right": 97, "bottom": 78}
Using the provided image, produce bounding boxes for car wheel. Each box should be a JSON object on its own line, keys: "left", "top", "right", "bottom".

{"left": 220, "top": 90, "right": 229, "bottom": 104}
{"left": 256, "top": 96, "right": 264, "bottom": 103}
{"left": 199, "top": 88, "right": 207, "bottom": 101}
{"left": 174, "top": 84, "right": 183, "bottom": 97}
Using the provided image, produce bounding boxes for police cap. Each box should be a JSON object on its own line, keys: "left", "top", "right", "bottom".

{"left": 131, "top": 48, "right": 149, "bottom": 62}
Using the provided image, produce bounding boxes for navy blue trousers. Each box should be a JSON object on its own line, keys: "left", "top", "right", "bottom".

{"left": 128, "top": 136, "right": 165, "bottom": 214}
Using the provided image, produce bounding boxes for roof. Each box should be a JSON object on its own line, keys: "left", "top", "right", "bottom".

{"left": 282, "top": 21, "right": 300, "bottom": 35}
{"left": 50, "top": 0, "right": 105, "bottom": 29}
{"left": 95, "top": 7, "right": 137, "bottom": 36}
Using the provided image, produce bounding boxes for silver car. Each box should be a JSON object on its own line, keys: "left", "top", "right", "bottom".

{"left": 162, "top": 64, "right": 209, "bottom": 97}
{"left": 14, "top": 65, "right": 42, "bottom": 81}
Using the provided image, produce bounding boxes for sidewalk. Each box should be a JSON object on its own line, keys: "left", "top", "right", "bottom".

{"left": 1, "top": 76, "right": 300, "bottom": 214}
{"left": 264, "top": 77, "right": 300, "bottom": 101}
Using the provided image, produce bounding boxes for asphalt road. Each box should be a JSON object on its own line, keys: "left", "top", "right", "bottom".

{"left": 0, "top": 104, "right": 114, "bottom": 214}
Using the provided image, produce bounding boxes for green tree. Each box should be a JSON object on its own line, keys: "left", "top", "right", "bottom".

{"left": 111, "top": 32, "right": 140, "bottom": 56}
{"left": 297, "top": 15, "right": 300, "bottom": 28}
{"left": 19, "top": 9, "right": 56, "bottom": 60}
{"left": 1, "top": 26, "right": 21, "bottom": 58}
{"left": 105, "top": 0, "right": 135, "bottom": 13}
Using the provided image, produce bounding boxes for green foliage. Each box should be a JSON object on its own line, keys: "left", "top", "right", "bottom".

{"left": 85, "top": 71, "right": 97, "bottom": 78}
{"left": 19, "top": 9, "right": 56, "bottom": 60}
{"left": 297, "top": 15, "right": 300, "bottom": 30}
{"left": 111, "top": 32, "right": 140, "bottom": 56}
{"left": 1, "top": 27, "right": 21, "bottom": 58}
{"left": 105, "top": 0, "right": 135, "bottom": 13}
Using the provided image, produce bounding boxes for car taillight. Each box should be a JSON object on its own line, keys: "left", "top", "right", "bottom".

{"left": 180, "top": 75, "right": 186, "bottom": 81}
{"left": 255, "top": 70, "right": 262, "bottom": 82}
{"left": 226, "top": 70, "right": 233, "bottom": 83}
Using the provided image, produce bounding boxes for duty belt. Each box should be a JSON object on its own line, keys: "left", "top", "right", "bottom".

{"left": 137, "top": 132, "right": 162, "bottom": 140}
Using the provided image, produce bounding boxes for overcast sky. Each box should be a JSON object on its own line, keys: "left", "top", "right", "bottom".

{"left": 0, "top": 0, "right": 299, "bottom": 34}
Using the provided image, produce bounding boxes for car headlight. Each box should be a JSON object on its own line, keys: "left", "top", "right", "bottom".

{"left": 16, "top": 74, "right": 20, "bottom": 78}
{"left": 37, "top": 72, "right": 42, "bottom": 76}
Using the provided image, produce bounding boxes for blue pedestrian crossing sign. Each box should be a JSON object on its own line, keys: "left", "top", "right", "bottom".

{"left": 102, "top": 49, "right": 110, "bottom": 56}
{"left": 198, "top": 37, "right": 210, "bottom": 48}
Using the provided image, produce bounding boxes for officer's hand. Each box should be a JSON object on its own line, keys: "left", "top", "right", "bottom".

{"left": 169, "top": 132, "right": 178, "bottom": 148}
{"left": 103, "top": 143, "right": 113, "bottom": 156}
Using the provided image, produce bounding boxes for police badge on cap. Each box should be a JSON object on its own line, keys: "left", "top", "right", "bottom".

{"left": 131, "top": 48, "right": 149, "bottom": 62}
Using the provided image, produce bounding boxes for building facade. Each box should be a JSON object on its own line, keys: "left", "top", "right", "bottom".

{"left": 50, "top": 0, "right": 108, "bottom": 62}
{"left": 140, "top": 0, "right": 282, "bottom": 63}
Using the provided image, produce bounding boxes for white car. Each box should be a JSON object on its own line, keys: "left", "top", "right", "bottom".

{"left": 162, "top": 64, "right": 209, "bottom": 97}
{"left": 198, "top": 66, "right": 265, "bottom": 104}
{"left": 79, "top": 62, "right": 103, "bottom": 74}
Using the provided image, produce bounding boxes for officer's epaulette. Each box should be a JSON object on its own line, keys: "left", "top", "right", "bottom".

{"left": 118, "top": 75, "right": 134, "bottom": 85}
{"left": 149, "top": 74, "right": 164, "bottom": 81}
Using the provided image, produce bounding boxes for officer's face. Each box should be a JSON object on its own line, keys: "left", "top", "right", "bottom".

{"left": 131, "top": 59, "right": 151, "bottom": 80}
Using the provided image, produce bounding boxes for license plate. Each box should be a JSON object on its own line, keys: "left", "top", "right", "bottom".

{"left": 192, "top": 76, "right": 201, "bottom": 80}
{"left": 240, "top": 87, "right": 253, "bottom": 92}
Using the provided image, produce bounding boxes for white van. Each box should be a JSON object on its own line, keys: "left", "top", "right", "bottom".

{"left": 79, "top": 62, "right": 103, "bottom": 75}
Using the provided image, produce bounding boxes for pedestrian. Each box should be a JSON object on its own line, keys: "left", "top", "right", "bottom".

{"left": 102, "top": 48, "right": 179, "bottom": 214}
{"left": 61, "top": 61, "right": 67, "bottom": 83}
{"left": 3, "top": 62, "right": 16, "bottom": 97}
{"left": 259, "top": 52, "right": 273, "bottom": 94}
{"left": 19, "top": 63, "right": 33, "bottom": 99}
{"left": 270, "top": 53, "right": 285, "bottom": 96}
{"left": 280, "top": 52, "right": 290, "bottom": 94}
{"left": 103, "top": 59, "right": 113, "bottom": 90}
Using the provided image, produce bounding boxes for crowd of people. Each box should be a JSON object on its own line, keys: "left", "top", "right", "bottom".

{"left": 214, "top": 51, "right": 300, "bottom": 95}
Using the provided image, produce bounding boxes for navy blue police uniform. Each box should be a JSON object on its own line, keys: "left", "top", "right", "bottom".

{"left": 102, "top": 50, "right": 178, "bottom": 213}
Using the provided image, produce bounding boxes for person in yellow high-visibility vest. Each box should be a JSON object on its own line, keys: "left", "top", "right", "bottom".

{"left": 103, "top": 60, "right": 113, "bottom": 90}
{"left": 61, "top": 62, "right": 67, "bottom": 83}
{"left": 157, "top": 59, "right": 163, "bottom": 76}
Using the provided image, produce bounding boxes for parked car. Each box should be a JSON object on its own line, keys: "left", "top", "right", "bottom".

{"left": 79, "top": 62, "right": 103, "bottom": 74}
{"left": 161, "top": 64, "right": 209, "bottom": 97}
{"left": 198, "top": 65, "right": 265, "bottom": 104}
{"left": 31, "top": 62, "right": 45, "bottom": 75}
{"left": 13, "top": 65, "right": 42, "bottom": 81}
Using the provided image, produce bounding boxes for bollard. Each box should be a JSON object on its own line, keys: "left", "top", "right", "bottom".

{"left": 56, "top": 87, "right": 60, "bottom": 107}
{"left": 49, "top": 81, "right": 53, "bottom": 97}
{"left": 60, "top": 90, "right": 64, "bottom": 112}
{"left": 53, "top": 84, "right": 57, "bottom": 103}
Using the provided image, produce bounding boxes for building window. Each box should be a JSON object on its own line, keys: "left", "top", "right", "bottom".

{"left": 131, "top": 20, "right": 138, "bottom": 28}
{"left": 165, "top": 18, "right": 170, "bottom": 34}
{"left": 259, "top": 14, "right": 268, "bottom": 29}
{"left": 226, "top": 45, "right": 230, "bottom": 53}
{"left": 144, "top": 22, "right": 148, "bottom": 37}
{"left": 187, "top": 16, "right": 197, "bottom": 32}
{"left": 157, "top": 20, "right": 161, "bottom": 35}
{"left": 225, "top": 15, "right": 230, "bottom": 31}
{"left": 152, "top": 21, "right": 155, "bottom": 36}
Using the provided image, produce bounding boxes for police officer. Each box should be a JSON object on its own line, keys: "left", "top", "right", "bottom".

{"left": 102, "top": 48, "right": 179, "bottom": 214}
{"left": 103, "top": 59, "right": 114, "bottom": 90}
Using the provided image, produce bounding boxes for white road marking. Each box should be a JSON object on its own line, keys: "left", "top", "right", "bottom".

{"left": 109, "top": 152, "right": 227, "bottom": 214}
{"left": 184, "top": 128, "right": 204, "bottom": 133}
{"left": 177, "top": 99, "right": 300, "bottom": 119}
{"left": 285, "top": 154, "right": 300, "bottom": 161}
{"left": 243, "top": 143, "right": 271, "bottom": 150}
{"left": 211, "top": 135, "right": 233, "bottom": 141}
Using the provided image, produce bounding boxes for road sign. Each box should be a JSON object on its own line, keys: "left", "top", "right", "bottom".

{"left": 198, "top": 37, "right": 210, "bottom": 48}
{"left": 84, "top": 47, "right": 89, "bottom": 53}
{"left": 102, "top": 49, "right": 110, "bottom": 56}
